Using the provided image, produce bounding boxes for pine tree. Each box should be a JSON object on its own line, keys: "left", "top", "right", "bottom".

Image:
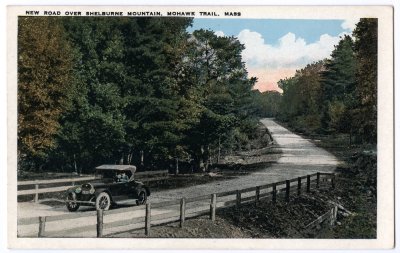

{"left": 321, "top": 35, "right": 357, "bottom": 142}
{"left": 353, "top": 18, "right": 377, "bottom": 144}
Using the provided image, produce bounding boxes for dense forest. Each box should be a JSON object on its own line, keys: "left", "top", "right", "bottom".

{"left": 18, "top": 17, "right": 258, "bottom": 173}
{"left": 17, "top": 17, "right": 377, "bottom": 174}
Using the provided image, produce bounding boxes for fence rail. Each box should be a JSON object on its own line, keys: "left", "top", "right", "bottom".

{"left": 18, "top": 176, "right": 97, "bottom": 186}
{"left": 17, "top": 170, "right": 169, "bottom": 202}
{"left": 304, "top": 204, "right": 338, "bottom": 229}
{"left": 18, "top": 170, "right": 169, "bottom": 186}
{"left": 17, "top": 172, "right": 336, "bottom": 238}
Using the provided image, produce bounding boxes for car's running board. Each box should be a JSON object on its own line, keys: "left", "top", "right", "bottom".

{"left": 65, "top": 200, "right": 95, "bottom": 205}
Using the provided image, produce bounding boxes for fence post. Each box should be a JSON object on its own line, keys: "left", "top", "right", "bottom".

{"left": 306, "top": 175, "right": 311, "bottom": 193}
{"left": 210, "top": 193, "right": 216, "bottom": 221}
{"left": 145, "top": 203, "right": 151, "bottom": 236}
{"left": 236, "top": 190, "right": 241, "bottom": 209}
{"left": 96, "top": 209, "right": 103, "bottom": 238}
{"left": 255, "top": 186, "right": 260, "bottom": 207}
{"left": 331, "top": 174, "right": 336, "bottom": 189}
{"left": 330, "top": 207, "right": 335, "bottom": 226}
{"left": 38, "top": 216, "right": 46, "bottom": 237}
{"left": 285, "top": 180, "right": 290, "bottom": 202}
{"left": 180, "top": 198, "right": 186, "bottom": 228}
{"left": 333, "top": 204, "right": 338, "bottom": 224}
{"left": 316, "top": 172, "right": 320, "bottom": 189}
{"left": 297, "top": 177, "right": 301, "bottom": 195}
{"left": 34, "top": 183, "right": 39, "bottom": 203}
{"left": 272, "top": 183, "right": 277, "bottom": 203}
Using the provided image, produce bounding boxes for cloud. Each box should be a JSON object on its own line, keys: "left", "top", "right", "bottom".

{"left": 214, "top": 30, "right": 225, "bottom": 37}
{"left": 238, "top": 29, "right": 343, "bottom": 70}
{"left": 236, "top": 29, "right": 348, "bottom": 91}
{"left": 341, "top": 18, "right": 359, "bottom": 31}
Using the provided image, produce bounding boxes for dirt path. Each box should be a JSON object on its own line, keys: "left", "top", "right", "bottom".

{"left": 17, "top": 118, "right": 340, "bottom": 237}
{"left": 149, "top": 118, "right": 339, "bottom": 201}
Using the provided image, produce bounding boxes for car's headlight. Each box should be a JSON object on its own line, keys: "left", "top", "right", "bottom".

{"left": 75, "top": 187, "right": 82, "bottom": 193}
{"left": 89, "top": 188, "right": 95, "bottom": 194}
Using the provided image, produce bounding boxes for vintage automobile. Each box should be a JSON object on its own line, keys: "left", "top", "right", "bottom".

{"left": 65, "top": 165, "right": 150, "bottom": 212}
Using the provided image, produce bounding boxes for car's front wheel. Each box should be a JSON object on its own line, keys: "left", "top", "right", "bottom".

{"left": 66, "top": 193, "right": 80, "bottom": 212}
{"left": 96, "top": 192, "right": 111, "bottom": 210}
{"left": 136, "top": 190, "right": 147, "bottom": 205}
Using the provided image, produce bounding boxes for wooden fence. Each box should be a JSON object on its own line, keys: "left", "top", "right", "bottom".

{"left": 304, "top": 204, "right": 338, "bottom": 229}
{"left": 17, "top": 170, "right": 169, "bottom": 203}
{"left": 17, "top": 172, "right": 336, "bottom": 238}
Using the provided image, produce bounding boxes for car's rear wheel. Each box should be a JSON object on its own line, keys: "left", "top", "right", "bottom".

{"left": 136, "top": 190, "right": 147, "bottom": 205}
{"left": 66, "top": 193, "right": 80, "bottom": 212}
{"left": 96, "top": 192, "right": 111, "bottom": 210}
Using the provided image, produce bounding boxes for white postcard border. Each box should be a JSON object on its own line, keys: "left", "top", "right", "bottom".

{"left": 7, "top": 5, "right": 394, "bottom": 250}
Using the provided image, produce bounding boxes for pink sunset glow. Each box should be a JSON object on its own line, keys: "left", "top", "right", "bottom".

{"left": 249, "top": 68, "right": 296, "bottom": 93}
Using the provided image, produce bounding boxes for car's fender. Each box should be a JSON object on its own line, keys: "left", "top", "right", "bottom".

{"left": 135, "top": 185, "right": 150, "bottom": 197}
{"left": 143, "top": 185, "right": 151, "bottom": 196}
{"left": 132, "top": 181, "right": 150, "bottom": 197}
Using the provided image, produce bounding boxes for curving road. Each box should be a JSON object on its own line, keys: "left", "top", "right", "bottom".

{"left": 149, "top": 118, "right": 339, "bottom": 201}
{"left": 17, "top": 118, "right": 340, "bottom": 237}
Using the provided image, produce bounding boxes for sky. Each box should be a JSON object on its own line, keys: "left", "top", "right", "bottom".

{"left": 187, "top": 18, "right": 359, "bottom": 92}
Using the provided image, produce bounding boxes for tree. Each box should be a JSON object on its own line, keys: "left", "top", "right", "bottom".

{"left": 121, "top": 17, "right": 194, "bottom": 169}
{"left": 322, "top": 35, "right": 356, "bottom": 102}
{"left": 276, "top": 19, "right": 377, "bottom": 145}
{"left": 277, "top": 62, "right": 325, "bottom": 133}
{"left": 19, "top": 17, "right": 259, "bottom": 173}
{"left": 353, "top": 18, "right": 377, "bottom": 144}
{"left": 250, "top": 90, "right": 282, "bottom": 118}
{"left": 53, "top": 18, "right": 128, "bottom": 172}
{"left": 182, "top": 30, "right": 257, "bottom": 171}
{"left": 321, "top": 35, "right": 357, "bottom": 143}
{"left": 55, "top": 17, "right": 194, "bottom": 172}
{"left": 18, "top": 17, "right": 74, "bottom": 169}
{"left": 277, "top": 76, "right": 299, "bottom": 121}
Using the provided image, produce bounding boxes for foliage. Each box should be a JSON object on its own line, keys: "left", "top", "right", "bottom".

{"left": 18, "top": 17, "right": 74, "bottom": 169}
{"left": 18, "top": 18, "right": 257, "bottom": 173}
{"left": 320, "top": 35, "right": 357, "bottom": 143}
{"left": 275, "top": 20, "right": 377, "bottom": 144}
{"left": 251, "top": 90, "right": 282, "bottom": 118}
{"left": 277, "top": 61, "right": 325, "bottom": 133}
{"left": 182, "top": 29, "right": 257, "bottom": 171}
{"left": 353, "top": 19, "right": 377, "bottom": 143}
{"left": 17, "top": 17, "right": 378, "bottom": 172}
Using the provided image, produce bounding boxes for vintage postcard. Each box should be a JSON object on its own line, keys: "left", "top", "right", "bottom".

{"left": 7, "top": 5, "right": 394, "bottom": 250}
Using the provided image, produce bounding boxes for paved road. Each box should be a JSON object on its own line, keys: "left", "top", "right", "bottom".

{"left": 17, "top": 118, "right": 340, "bottom": 237}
